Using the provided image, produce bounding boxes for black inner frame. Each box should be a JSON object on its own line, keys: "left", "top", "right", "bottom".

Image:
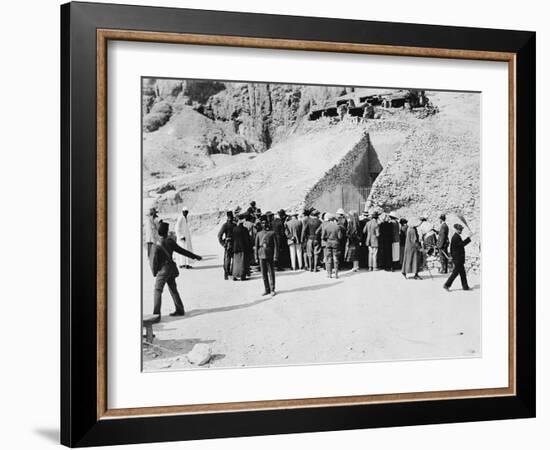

{"left": 61, "top": 2, "right": 535, "bottom": 447}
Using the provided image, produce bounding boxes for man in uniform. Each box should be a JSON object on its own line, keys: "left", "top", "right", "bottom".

{"left": 443, "top": 223, "right": 472, "bottom": 291}
{"left": 437, "top": 214, "right": 450, "bottom": 274}
{"left": 150, "top": 222, "right": 202, "bottom": 319}
{"left": 301, "top": 209, "right": 322, "bottom": 272}
{"left": 217, "top": 211, "right": 236, "bottom": 280}
{"left": 255, "top": 216, "right": 279, "bottom": 296}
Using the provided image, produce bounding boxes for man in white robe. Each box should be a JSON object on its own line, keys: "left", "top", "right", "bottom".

{"left": 175, "top": 207, "right": 194, "bottom": 268}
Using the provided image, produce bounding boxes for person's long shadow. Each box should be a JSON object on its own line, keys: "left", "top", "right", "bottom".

{"left": 152, "top": 337, "right": 215, "bottom": 354}
{"left": 189, "top": 264, "right": 223, "bottom": 270}
{"left": 276, "top": 280, "right": 344, "bottom": 295}
{"left": 162, "top": 296, "right": 273, "bottom": 321}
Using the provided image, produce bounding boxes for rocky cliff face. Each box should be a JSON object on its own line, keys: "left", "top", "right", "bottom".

{"left": 143, "top": 78, "right": 350, "bottom": 153}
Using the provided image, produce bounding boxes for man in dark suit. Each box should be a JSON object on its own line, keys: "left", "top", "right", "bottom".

{"left": 272, "top": 209, "right": 289, "bottom": 270}
{"left": 437, "top": 213, "right": 450, "bottom": 273}
{"left": 363, "top": 211, "right": 380, "bottom": 270}
{"left": 285, "top": 211, "right": 303, "bottom": 271}
{"left": 321, "top": 214, "right": 343, "bottom": 279}
{"left": 255, "top": 216, "right": 279, "bottom": 296}
{"left": 443, "top": 223, "right": 472, "bottom": 291}
{"left": 301, "top": 209, "right": 322, "bottom": 272}
{"left": 150, "top": 222, "right": 202, "bottom": 319}
{"left": 217, "top": 211, "right": 236, "bottom": 280}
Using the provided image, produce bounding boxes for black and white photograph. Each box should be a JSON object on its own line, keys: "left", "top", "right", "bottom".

{"left": 142, "top": 78, "right": 481, "bottom": 371}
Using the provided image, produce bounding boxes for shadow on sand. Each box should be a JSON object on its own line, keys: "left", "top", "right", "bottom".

{"left": 276, "top": 280, "right": 344, "bottom": 295}
{"left": 151, "top": 338, "right": 216, "bottom": 354}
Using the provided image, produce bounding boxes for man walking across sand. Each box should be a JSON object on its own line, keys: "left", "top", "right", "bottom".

{"left": 443, "top": 223, "right": 472, "bottom": 291}
{"left": 150, "top": 222, "right": 202, "bottom": 319}
{"left": 255, "top": 216, "right": 279, "bottom": 296}
{"left": 175, "top": 206, "right": 194, "bottom": 269}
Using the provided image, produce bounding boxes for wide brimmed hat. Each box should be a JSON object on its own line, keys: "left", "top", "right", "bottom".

{"left": 389, "top": 211, "right": 398, "bottom": 219}
{"left": 181, "top": 206, "right": 189, "bottom": 211}
{"left": 278, "top": 209, "right": 286, "bottom": 215}
{"left": 336, "top": 208, "right": 345, "bottom": 215}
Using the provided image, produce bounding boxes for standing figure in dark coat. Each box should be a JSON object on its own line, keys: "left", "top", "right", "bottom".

{"left": 321, "top": 214, "right": 343, "bottom": 278}
{"left": 443, "top": 224, "right": 472, "bottom": 291}
{"left": 285, "top": 211, "right": 303, "bottom": 271}
{"left": 345, "top": 211, "right": 361, "bottom": 272}
{"left": 301, "top": 209, "right": 322, "bottom": 272}
{"left": 255, "top": 216, "right": 279, "bottom": 296}
{"left": 358, "top": 212, "right": 369, "bottom": 268}
{"left": 335, "top": 208, "right": 348, "bottom": 266}
{"left": 150, "top": 222, "right": 202, "bottom": 318}
{"left": 217, "top": 211, "right": 235, "bottom": 280}
{"left": 300, "top": 209, "right": 311, "bottom": 270}
{"left": 272, "top": 209, "right": 289, "bottom": 270}
{"left": 401, "top": 218, "right": 422, "bottom": 279}
{"left": 363, "top": 211, "right": 380, "bottom": 270}
{"left": 437, "top": 214, "right": 450, "bottom": 274}
{"left": 389, "top": 212, "right": 401, "bottom": 270}
{"left": 232, "top": 215, "right": 252, "bottom": 281}
{"left": 378, "top": 214, "right": 394, "bottom": 271}
{"left": 399, "top": 218, "right": 409, "bottom": 264}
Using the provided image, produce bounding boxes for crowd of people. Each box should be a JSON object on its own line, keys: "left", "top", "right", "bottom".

{"left": 216, "top": 201, "right": 474, "bottom": 297}
{"left": 144, "top": 201, "right": 474, "bottom": 320}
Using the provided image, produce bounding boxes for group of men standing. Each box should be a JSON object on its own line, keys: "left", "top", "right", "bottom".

{"left": 217, "top": 203, "right": 474, "bottom": 296}
{"left": 144, "top": 201, "right": 474, "bottom": 320}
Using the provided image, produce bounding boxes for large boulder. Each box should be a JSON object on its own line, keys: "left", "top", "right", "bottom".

{"left": 186, "top": 343, "right": 212, "bottom": 366}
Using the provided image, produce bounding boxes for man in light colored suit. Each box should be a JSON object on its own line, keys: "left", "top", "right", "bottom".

{"left": 363, "top": 211, "right": 380, "bottom": 270}
{"left": 285, "top": 211, "right": 303, "bottom": 271}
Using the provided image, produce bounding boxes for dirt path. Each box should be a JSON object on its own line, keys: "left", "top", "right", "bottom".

{"left": 142, "top": 230, "right": 481, "bottom": 371}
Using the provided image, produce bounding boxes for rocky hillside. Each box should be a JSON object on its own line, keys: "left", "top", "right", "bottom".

{"left": 143, "top": 79, "right": 481, "bottom": 262}
{"left": 368, "top": 91, "right": 481, "bottom": 259}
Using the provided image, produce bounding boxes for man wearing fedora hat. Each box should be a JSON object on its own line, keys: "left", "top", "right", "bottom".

{"left": 145, "top": 207, "right": 160, "bottom": 257}
{"left": 443, "top": 223, "right": 472, "bottom": 291}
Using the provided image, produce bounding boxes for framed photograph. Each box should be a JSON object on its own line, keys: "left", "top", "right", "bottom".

{"left": 61, "top": 1, "right": 535, "bottom": 447}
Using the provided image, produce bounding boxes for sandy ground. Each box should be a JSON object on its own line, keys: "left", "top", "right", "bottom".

{"left": 142, "top": 229, "right": 481, "bottom": 371}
